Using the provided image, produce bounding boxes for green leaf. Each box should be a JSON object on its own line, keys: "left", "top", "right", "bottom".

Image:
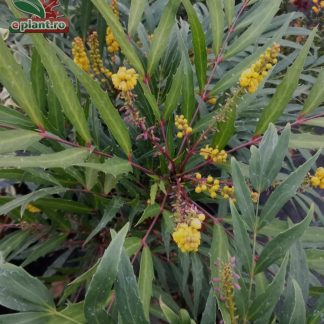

{"left": 136, "top": 203, "right": 160, "bottom": 226}
{"left": 21, "top": 234, "right": 67, "bottom": 267}
{"left": 0, "top": 312, "right": 52, "bottom": 324}
{"left": 91, "top": 0, "right": 144, "bottom": 76}
{"left": 0, "top": 186, "right": 67, "bottom": 217}
{"left": 182, "top": 0, "right": 207, "bottom": 90}
{"left": 259, "top": 151, "right": 320, "bottom": 228}
{"left": 0, "top": 148, "right": 89, "bottom": 169}
{"left": 223, "top": 0, "right": 235, "bottom": 27}
{"left": 255, "top": 28, "right": 317, "bottom": 134}
{"left": 0, "top": 38, "right": 43, "bottom": 127}
{"left": 224, "top": 0, "right": 282, "bottom": 59}
{"left": 128, "top": 0, "right": 148, "bottom": 37}
{"left": 139, "top": 246, "right": 154, "bottom": 320}
{"left": 248, "top": 255, "right": 288, "bottom": 321}
{"left": 206, "top": 0, "right": 224, "bottom": 55}
{"left": 211, "top": 105, "right": 236, "bottom": 150}
{"left": 76, "top": 156, "right": 132, "bottom": 177}
{"left": 255, "top": 205, "right": 313, "bottom": 273}
{"left": 163, "top": 59, "right": 183, "bottom": 120}
{"left": 31, "top": 48, "right": 46, "bottom": 112}
{"left": 200, "top": 288, "right": 217, "bottom": 324}
{"left": 12, "top": 0, "right": 45, "bottom": 18}
{"left": 306, "top": 249, "right": 324, "bottom": 276}
{"left": 84, "top": 198, "right": 123, "bottom": 245}
{"left": 115, "top": 251, "right": 148, "bottom": 324}
{"left": 0, "top": 263, "right": 54, "bottom": 311}
{"left": 0, "top": 230, "right": 31, "bottom": 260}
{"left": 29, "top": 35, "right": 92, "bottom": 143}
{"left": 54, "top": 45, "right": 132, "bottom": 154}
{"left": 147, "top": 0, "right": 181, "bottom": 75}
{"left": 0, "top": 130, "right": 41, "bottom": 154}
{"left": 125, "top": 237, "right": 141, "bottom": 257}
{"left": 230, "top": 201, "right": 252, "bottom": 273}
{"left": 289, "top": 133, "right": 324, "bottom": 149}
{"left": 0, "top": 105, "right": 34, "bottom": 129}
{"left": 249, "top": 124, "right": 290, "bottom": 192}
{"left": 139, "top": 80, "right": 161, "bottom": 121}
{"left": 289, "top": 241, "right": 309, "bottom": 301}
{"left": 288, "top": 280, "right": 306, "bottom": 324}
{"left": 209, "top": 224, "right": 231, "bottom": 323}
{"left": 159, "top": 297, "right": 180, "bottom": 324}
{"left": 84, "top": 223, "right": 129, "bottom": 323}
{"left": 301, "top": 69, "right": 324, "bottom": 115}
{"left": 191, "top": 254, "right": 203, "bottom": 318}
{"left": 231, "top": 158, "right": 255, "bottom": 229}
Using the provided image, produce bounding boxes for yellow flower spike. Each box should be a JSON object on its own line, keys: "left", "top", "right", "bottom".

{"left": 251, "top": 191, "right": 259, "bottom": 203}
{"left": 26, "top": 204, "right": 41, "bottom": 213}
{"left": 200, "top": 145, "right": 227, "bottom": 163}
{"left": 175, "top": 115, "right": 192, "bottom": 136}
{"left": 172, "top": 222, "right": 201, "bottom": 253}
{"left": 72, "top": 37, "right": 90, "bottom": 72}
{"left": 88, "top": 32, "right": 112, "bottom": 79}
{"left": 221, "top": 186, "right": 235, "bottom": 200}
{"left": 111, "top": 67, "right": 139, "bottom": 92}
{"left": 111, "top": 0, "right": 119, "bottom": 16}
{"left": 106, "top": 27, "right": 120, "bottom": 54}
{"left": 207, "top": 97, "right": 217, "bottom": 105}
{"left": 239, "top": 43, "right": 280, "bottom": 94}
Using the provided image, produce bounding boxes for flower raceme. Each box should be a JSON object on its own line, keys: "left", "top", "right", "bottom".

{"left": 175, "top": 115, "right": 193, "bottom": 138}
{"left": 200, "top": 145, "right": 228, "bottom": 163}
{"left": 310, "top": 167, "right": 324, "bottom": 189}
{"left": 312, "top": 0, "right": 324, "bottom": 14}
{"left": 88, "top": 32, "right": 112, "bottom": 80}
{"left": 111, "top": 67, "right": 139, "bottom": 92}
{"left": 239, "top": 43, "right": 280, "bottom": 93}
{"left": 72, "top": 37, "right": 90, "bottom": 72}
{"left": 106, "top": 27, "right": 120, "bottom": 53}
{"left": 172, "top": 206, "right": 206, "bottom": 253}
{"left": 26, "top": 204, "right": 41, "bottom": 213}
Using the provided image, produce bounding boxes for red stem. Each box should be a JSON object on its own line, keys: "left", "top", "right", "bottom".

{"left": 131, "top": 193, "right": 168, "bottom": 264}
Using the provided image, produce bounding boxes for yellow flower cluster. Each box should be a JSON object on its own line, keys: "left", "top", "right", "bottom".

{"left": 221, "top": 186, "right": 235, "bottom": 200}
{"left": 239, "top": 43, "right": 280, "bottom": 93}
{"left": 72, "top": 37, "right": 90, "bottom": 72}
{"left": 175, "top": 115, "right": 193, "bottom": 138}
{"left": 111, "top": 0, "right": 119, "bottom": 16}
{"left": 195, "top": 173, "right": 220, "bottom": 199}
{"left": 106, "top": 27, "right": 120, "bottom": 53}
{"left": 105, "top": 0, "right": 120, "bottom": 54}
{"left": 26, "top": 204, "right": 41, "bottom": 213}
{"left": 172, "top": 213, "right": 205, "bottom": 253}
{"left": 251, "top": 191, "right": 259, "bottom": 203}
{"left": 200, "top": 145, "right": 227, "bottom": 163}
{"left": 88, "top": 32, "right": 112, "bottom": 79}
{"left": 111, "top": 67, "right": 139, "bottom": 92}
{"left": 310, "top": 167, "right": 324, "bottom": 189}
{"left": 312, "top": 0, "right": 324, "bottom": 14}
